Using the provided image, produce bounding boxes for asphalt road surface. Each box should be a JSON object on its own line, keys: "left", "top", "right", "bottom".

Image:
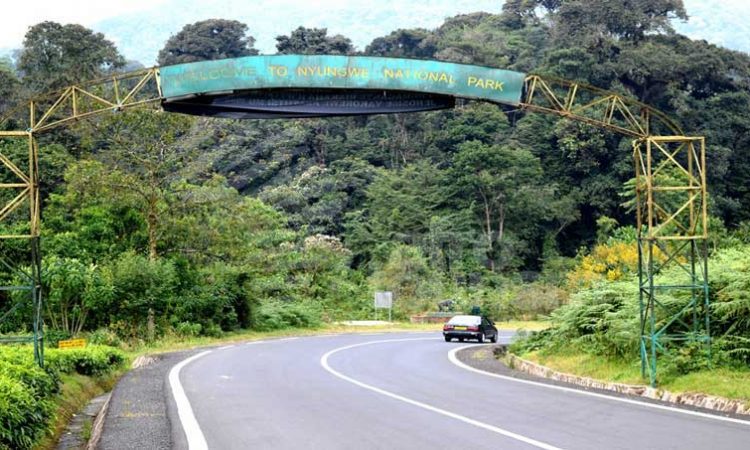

{"left": 172, "top": 332, "right": 750, "bottom": 449}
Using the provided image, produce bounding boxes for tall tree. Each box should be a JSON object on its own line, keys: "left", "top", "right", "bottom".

{"left": 86, "top": 109, "right": 194, "bottom": 260}
{"left": 365, "top": 29, "right": 435, "bottom": 58}
{"left": 0, "top": 58, "right": 19, "bottom": 119}
{"left": 17, "top": 21, "right": 124, "bottom": 92}
{"left": 158, "top": 19, "right": 259, "bottom": 66}
{"left": 551, "top": 0, "right": 687, "bottom": 43}
{"left": 451, "top": 141, "right": 548, "bottom": 272}
{"left": 275, "top": 27, "right": 353, "bottom": 55}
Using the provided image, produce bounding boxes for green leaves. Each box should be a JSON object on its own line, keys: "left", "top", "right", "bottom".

{"left": 158, "top": 19, "right": 259, "bottom": 66}
{"left": 17, "top": 21, "right": 124, "bottom": 92}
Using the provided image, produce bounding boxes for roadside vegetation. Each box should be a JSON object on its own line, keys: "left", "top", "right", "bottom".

{"left": 0, "top": 345, "right": 125, "bottom": 450}
{"left": 1, "top": 0, "right": 750, "bottom": 446}
{"left": 511, "top": 223, "right": 750, "bottom": 396}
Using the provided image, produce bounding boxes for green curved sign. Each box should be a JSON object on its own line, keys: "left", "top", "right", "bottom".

{"left": 159, "top": 55, "right": 526, "bottom": 106}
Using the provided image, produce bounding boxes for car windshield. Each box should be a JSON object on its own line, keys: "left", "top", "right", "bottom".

{"left": 447, "top": 315, "right": 481, "bottom": 326}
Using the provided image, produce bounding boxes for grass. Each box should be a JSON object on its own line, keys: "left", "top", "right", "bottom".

{"left": 521, "top": 350, "right": 750, "bottom": 403}
{"left": 123, "top": 320, "right": 550, "bottom": 356}
{"left": 523, "top": 351, "right": 645, "bottom": 385}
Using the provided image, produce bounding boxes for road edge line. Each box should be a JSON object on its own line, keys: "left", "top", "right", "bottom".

{"left": 169, "top": 350, "right": 212, "bottom": 450}
{"left": 321, "top": 338, "right": 563, "bottom": 450}
{"left": 447, "top": 345, "right": 750, "bottom": 426}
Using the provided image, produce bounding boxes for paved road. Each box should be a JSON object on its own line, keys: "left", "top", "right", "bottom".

{"left": 174, "top": 333, "right": 750, "bottom": 449}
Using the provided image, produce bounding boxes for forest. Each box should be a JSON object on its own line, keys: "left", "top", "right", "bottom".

{"left": 0, "top": 0, "right": 749, "bottom": 374}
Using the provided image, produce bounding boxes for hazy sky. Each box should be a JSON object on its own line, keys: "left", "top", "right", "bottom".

{"left": 0, "top": 0, "right": 748, "bottom": 63}
{"left": 0, "top": 0, "right": 169, "bottom": 48}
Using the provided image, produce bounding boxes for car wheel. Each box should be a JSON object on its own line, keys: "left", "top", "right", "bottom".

{"left": 444, "top": 336, "right": 451, "bottom": 342}
{"left": 490, "top": 333, "right": 498, "bottom": 343}
{"left": 478, "top": 333, "right": 484, "bottom": 343}
{"left": 458, "top": 337, "right": 464, "bottom": 342}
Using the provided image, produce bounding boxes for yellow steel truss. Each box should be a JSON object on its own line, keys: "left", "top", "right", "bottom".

{"left": 521, "top": 75, "right": 683, "bottom": 138}
{"left": 0, "top": 68, "right": 161, "bottom": 133}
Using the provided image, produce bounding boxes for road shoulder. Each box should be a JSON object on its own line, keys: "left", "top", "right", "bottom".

{"left": 96, "top": 350, "right": 197, "bottom": 450}
{"left": 455, "top": 345, "right": 750, "bottom": 422}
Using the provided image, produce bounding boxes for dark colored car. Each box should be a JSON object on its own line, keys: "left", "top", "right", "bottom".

{"left": 442, "top": 315, "right": 498, "bottom": 343}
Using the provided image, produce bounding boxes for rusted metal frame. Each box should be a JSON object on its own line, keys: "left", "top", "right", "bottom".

{"left": 0, "top": 187, "right": 30, "bottom": 221}
{"left": 29, "top": 136, "right": 39, "bottom": 236}
{"left": 15, "top": 68, "right": 161, "bottom": 134}
{"left": 74, "top": 86, "right": 116, "bottom": 108}
{"left": 113, "top": 76, "right": 121, "bottom": 104}
{"left": 0, "top": 130, "right": 30, "bottom": 137}
{"left": 564, "top": 83, "right": 578, "bottom": 110}
{"left": 652, "top": 240, "right": 693, "bottom": 277}
{"left": 688, "top": 141, "right": 696, "bottom": 234}
{"left": 32, "top": 98, "right": 161, "bottom": 133}
{"left": 569, "top": 95, "right": 613, "bottom": 114}
{"left": 33, "top": 87, "right": 73, "bottom": 130}
{"left": 526, "top": 76, "right": 566, "bottom": 111}
{"left": 522, "top": 104, "right": 644, "bottom": 138}
{"left": 605, "top": 96, "right": 618, "bottom": 126}
{"left": 525, "top": 74, "right": 683, "bottom": 136}
{"left": 652, "top": 201, "right": 690, "bottom": 235}
{"left": 652, "top": 193, "right": 700, "bottom": 236}
{"left": 646, "top": 139, "right": 655, "bottom": 238}
{"left": 119, "top": 69, "right": 158, "bottom": 106}
{"left": 634, "top": 140, "right": 645, "bottom": 231}
{"left": 0, "top": 152, "right": 31, "bottom": 183}
{"left": 651, "top": 140, "right": 699, "bottom": 185}
{"left": 699, "top": 138, "right": 708, "bottom": 238}
{"left": 614, "top": 97, "right": 647, "bottom": 136}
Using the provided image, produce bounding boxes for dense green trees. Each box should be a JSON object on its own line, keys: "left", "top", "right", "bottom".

{"left": 275, "top": 27, "right": 354, "bottom": 55}
{"left": 158, "top": 19, "right": 259, "bottom": 66}
{"left": 17, "top": 21, "right": 124, "bottom": 92}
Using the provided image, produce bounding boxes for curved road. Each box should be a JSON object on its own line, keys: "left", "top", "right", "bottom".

{"left": 172, "top": 333, "right": 749, "bottom": 449}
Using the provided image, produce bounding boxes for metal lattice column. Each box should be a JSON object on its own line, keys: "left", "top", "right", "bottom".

{"left": 634, "top": 136, "right": 710, "bottom": 386}
{"left": 0, "top": 132, "right": 43, "bottom": 366}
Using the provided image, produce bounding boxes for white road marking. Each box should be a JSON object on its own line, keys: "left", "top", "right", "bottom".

{"left": 321, "top": 338, "right": 563, "bottom": 450}
{"left": 447, "top": 345, "right": 750, "bottom": 426}
{"left": 169, "top": 351, "right": 212, "bottom": 450}
{"left": 275, "top": 337, "right": 299, "bottom": 341}
{"left": 217, "top": 345, "right": 234, "bottom": 350}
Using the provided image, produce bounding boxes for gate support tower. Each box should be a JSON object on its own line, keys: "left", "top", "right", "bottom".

{"left": 0, "top": 131, "right": 43, "bottom": 366}
{"left": 634, "top": 137, "right": 710, "bottom": 386}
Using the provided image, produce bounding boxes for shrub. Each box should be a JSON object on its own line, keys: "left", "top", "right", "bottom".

{"left": 45, "top": 345, "right": 126, "bottom": 376}
{"left": 87, "top": 328, "right": 123, "bottom": 347}
{"left": 0, "top": 347, "right": 58, "bottom": 450}
{"left": 0, "top": 374, "right": 53, "bottom": 450}
{"left": 175, "top": 322, "right": 202, "bottom": 337}
{"left": 253, "top": 301, "right": 322, "bottom": 331}
{"left": 0, "top": 362, "right": 58, "bottom": 398}
{"left": 511, "top": 283, "right": 568, "bottom": 320}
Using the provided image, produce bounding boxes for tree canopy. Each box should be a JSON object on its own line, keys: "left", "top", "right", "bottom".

{"left": 17, "top": 21, "right": 124, "bottom": 92}
{"left": 275, "top": 26, "right": 354, "bottom": 55}
{"left": 158, "top": 19, "right": 259, "bottom": 66}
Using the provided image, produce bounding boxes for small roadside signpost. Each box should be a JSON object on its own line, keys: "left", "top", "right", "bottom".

{"left": 374, "top": 291, "right": 393, "bottom": 322}
{"left": 58, "top": 338, "right": 86, "bottom": 349}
